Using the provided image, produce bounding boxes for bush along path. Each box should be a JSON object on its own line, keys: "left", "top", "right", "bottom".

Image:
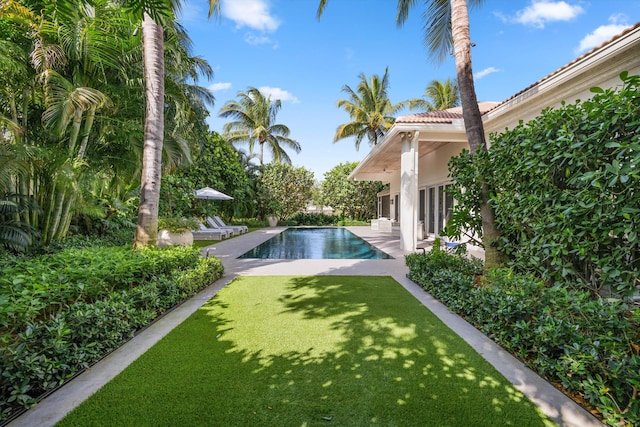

{"left": 406, "top": 248, "right": 640, "bottom": 427}
{"left": 0, "top": 246, "right": 224, "bottom": 423}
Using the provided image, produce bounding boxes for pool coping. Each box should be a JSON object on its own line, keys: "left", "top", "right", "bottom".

{"left": 8, "top": 226, "right": 603, "bottom": 427}
{"left": 236, "top": 226, "right": 394, "bottom": 260}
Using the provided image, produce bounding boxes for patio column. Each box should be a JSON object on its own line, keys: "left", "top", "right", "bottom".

{"left": 400, "top": 131, "right": 418, "bottom": 252}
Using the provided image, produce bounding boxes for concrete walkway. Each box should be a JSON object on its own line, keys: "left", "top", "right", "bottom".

{"left": 9, "top": 227, "right": 603, "bottom": 427}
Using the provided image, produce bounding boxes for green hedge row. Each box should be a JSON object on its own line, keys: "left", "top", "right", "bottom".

{"left": 0, "top": 246, "right": 224, "bottom": 422}
{"left": 447, "top": 72, "right": 640, "bottom": 296}
{"left": 406, "top": 249, "right": 640, "bottom": 427}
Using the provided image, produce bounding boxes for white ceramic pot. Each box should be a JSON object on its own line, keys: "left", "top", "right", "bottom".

{"left": 157, "top": 229, "right": 194, "bottom": 247}
{"left": 267, "top": 216, "right": 279, "bottom": 227}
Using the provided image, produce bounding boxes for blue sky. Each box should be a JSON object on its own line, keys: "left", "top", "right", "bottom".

{"left": 179, "top": 0, "right": 639, "bottom": 181}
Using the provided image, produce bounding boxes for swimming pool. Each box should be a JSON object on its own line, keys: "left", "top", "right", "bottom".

{"left": 238, "top": 227, "right": 393, "bottom": 259}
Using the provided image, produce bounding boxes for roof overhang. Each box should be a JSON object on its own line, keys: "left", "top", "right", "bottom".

{"left": 349, "top": 121, "right": 467, "bottom": 182}
{"left": 484, "top": 23, "right": 640, "bottom": 133}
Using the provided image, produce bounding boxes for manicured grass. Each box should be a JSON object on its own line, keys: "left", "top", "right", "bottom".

{"left": 58, "top": 276, "right": 554, "bottom": 427}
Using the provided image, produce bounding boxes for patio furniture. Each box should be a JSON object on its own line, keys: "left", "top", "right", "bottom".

{"left": 214, "top": 215, "right": 248, "bottom": 233}
{"left": 207, "top": 216, "right": 247, "bottom": 235}
{"left": 191, "top": 220, "right": 230, "bottom": 240}
{"left": 202, "top": 217, "right": 236, "bottom": 237}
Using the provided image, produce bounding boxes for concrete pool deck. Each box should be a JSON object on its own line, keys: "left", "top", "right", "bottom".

{"left": 9, "top": 226, "right": 603, "bottom": 427}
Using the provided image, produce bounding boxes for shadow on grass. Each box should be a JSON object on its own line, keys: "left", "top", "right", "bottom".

{"left": 58, "top": 276, "right": 553, "bottom": 427}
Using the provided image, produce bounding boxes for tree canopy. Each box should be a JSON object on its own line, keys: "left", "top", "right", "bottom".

{"left": 219, "top": 87, "right": 301, "bottom": 164}
{"left": 257, "top": 163, "right": 314, "bottom": 220}
{"left": 334, "top": 67, "right": 405, "bottom": 150}
{"left": 321, "top": 161, "right": 383, "bottom": 220}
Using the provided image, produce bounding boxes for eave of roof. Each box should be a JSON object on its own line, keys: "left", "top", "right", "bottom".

{"left": 349, "top": 21, "right": 640, "bottom": 181}
{"left": 496, "top": 21, "right": 640, "bottom": 109}
{"left": 395, "top": 101, "right": 500, "bottom": 124}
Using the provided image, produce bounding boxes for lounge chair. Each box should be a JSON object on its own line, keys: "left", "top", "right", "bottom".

{"left": 191, "top": 220, "right": 230, "bottom": 240}
{"left": 206, "top": 216, "right": 246, "bottom": 235}
{"left": 203, "top": 217, "right": 237, "bottom": 237}
{"left": 213, "top": 215, "right": 248, "bottom": 233}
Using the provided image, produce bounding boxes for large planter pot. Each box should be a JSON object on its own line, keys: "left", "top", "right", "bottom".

{"left": 157, "top": 229, "right": 194, "bottom": 248}
{"left": 267, "top": 216, "right": 279, "bottom": 227}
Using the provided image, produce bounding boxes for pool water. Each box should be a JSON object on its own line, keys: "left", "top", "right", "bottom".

{"left": 238, "top": 227, "right": 393, "bottom": 259}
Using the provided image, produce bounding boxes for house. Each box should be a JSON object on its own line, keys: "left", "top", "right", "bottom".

{"left": 350, "top": 22, "right": 640, "bottom": 253}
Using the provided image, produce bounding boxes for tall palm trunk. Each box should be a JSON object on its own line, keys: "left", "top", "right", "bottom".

{"left": 77, "top": 105, "right": 96, "bottom": 160}
{"left": 259, "top": 140, "right": 264, "bottom": 165}
{"left": 134, "top": 13, "right": 165, "bottom": 248}
{"left": 450, "top": 0, "right": 504, "bottom": 268}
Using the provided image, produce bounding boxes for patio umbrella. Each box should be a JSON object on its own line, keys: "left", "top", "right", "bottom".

{"left": 194, "top": 187, "right": 233, "bottom": 200}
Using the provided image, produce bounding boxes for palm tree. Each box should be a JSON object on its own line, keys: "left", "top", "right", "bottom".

{"left": 408, "top": 78, "right": 460, "bottom": 111}
{"left": 334, "top": 67, "right": 405, "bottom": 150}
{"left": 132, "top": 1, "right": 220, "bottom": 248}
{"left": 318, "top": 0, "right": 503, "bottom": 268}
{"left": 219, "top": 87, "right": 301, "bottom": 165}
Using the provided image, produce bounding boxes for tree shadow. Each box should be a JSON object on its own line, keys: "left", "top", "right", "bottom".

{"left": 189, "top": 276, "right": 551, "bottom": 426}
{"left": 59, "top": 275, "right": 552, "bottom": 426}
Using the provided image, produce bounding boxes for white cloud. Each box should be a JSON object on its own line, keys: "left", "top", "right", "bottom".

{"left": 208, "top": 82, "right": 232, "bottom": 92}
{"left": 259, "top": 86, "right": 300, "bottom": 104}
{"left": 575, "top": 16, "right": 630, "bottom": 54}
{"left": 222, "top": 0, "right": 280, "bottom": 32}
{"left": 244, "top": 32, "right": 279, "bottom": 48}
{"left": 474, "top": 67, "right": 501, "bottom": 80}
{"left": 514, "top": 1, "right": 584, "bottom": 28}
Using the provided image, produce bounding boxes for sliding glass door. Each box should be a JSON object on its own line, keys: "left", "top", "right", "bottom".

{"left": 423, "top": 184, "right": 453, "bottom": 237}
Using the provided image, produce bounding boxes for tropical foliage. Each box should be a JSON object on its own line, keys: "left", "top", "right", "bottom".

{"left": 0, "top": 0, "right": 214, "bottom": 249}
{"left": 408, "top": 78, "right": 460, "bottom": 111}
{"left": 159, "top": 132, "right": 255, "bottom": 220}
{"left": 406, "top": 249, "right": 640, "bottom": 427}
{"left": 447, "top": 73, "right": 640, "bottom": 297}
{"left": 219, "top": 87, "right": 301, "bottom": 165}
{"left": 321, "top": 161, "right": 383, "bottom": 220}
{"left": 256, "top": 163, "right": 314, "bottom": 220}
{"left": 333, "top": 67, "right": 405, "bottom": 150}
{"left": 0, "top": 245, "right": 224, "bottom": 422}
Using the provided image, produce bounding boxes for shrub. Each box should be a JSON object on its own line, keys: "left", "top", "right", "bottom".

{"left": 447, "top": 72, "right": 640, "bottom": 296}
{"left": 0, "top": 247, "right": 224, "bottom": 422}
{"left": 406, "top": 252, "right": 640, "bottom": 426}
{"left": 289, "top": 213, "right": 336, "bottom": 226}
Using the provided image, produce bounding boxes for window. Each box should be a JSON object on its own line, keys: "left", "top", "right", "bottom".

{"left": 394, "top": 194, "right": 400, "bottom": 221}
{"left": 378, "top": 195, "right": 390, "bottom": 218}
{"left": 424, "top": 184, "right": 453, "bottom": 237}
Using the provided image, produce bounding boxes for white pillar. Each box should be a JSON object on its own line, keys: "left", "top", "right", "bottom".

{"left": 400, "top": 131, "right": 418, "bottom": 252}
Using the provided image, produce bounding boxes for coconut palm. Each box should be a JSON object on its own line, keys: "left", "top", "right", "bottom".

{"left": 219, "top": 87, "right": 301, "bottom": 165}
{"left": 334, "top": 67, "right": 405, "bottom": 150}
{"left": 318, "top": 0, "right": 503, "bottom": 268}
{"left": 131, "top": 0, "right": 220, "bottom": 248}
{"left": 408, "top": 78, "right": 460, "bottom": 111}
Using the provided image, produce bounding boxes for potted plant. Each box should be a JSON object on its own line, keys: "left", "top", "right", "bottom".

{"left": 267, "top": 200, "right": 282, "bottom": 227}
{"left": 157, "top": 217, "right": 199, "bottom": 247}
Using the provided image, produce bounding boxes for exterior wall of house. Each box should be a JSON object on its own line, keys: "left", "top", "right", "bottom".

{"left": 417, "top": 142, "right": 467, "bottom": 188}
{"left": 484, "top": 35, "right": 640, "bottom": 138}
{"left": 362, "top": 25, "right": 640, "bottom": 253}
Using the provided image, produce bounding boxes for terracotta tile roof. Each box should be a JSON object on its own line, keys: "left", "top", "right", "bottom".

{"left": 395, "top": 21, "right": 640, "bottom": 125}
{"left": 497, "top": 21, "right": 640, "bottom": 108}
{"left": 396, "top": 101, "right": 500, "bottom": 124}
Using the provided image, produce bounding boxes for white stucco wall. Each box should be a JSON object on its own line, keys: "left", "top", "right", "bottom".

{"left": 417, "top": 142, "right": 467, "bottom": 188}
{"left": 484, "top": 38, "right": 640, "bottom": 138}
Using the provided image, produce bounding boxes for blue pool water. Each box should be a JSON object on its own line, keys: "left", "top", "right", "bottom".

{"left": 238, "top": 227, "right": 393, "bottom": 259}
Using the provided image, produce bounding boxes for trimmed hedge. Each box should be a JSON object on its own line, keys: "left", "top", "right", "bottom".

{"left": 0, "top": 246, "right": 223, "bottom": 423}
{"left": 406, "top": 249, "right": 640, "bottom": 427}
{"left": 447, "top": 72, "right": 640, "bottom": 296}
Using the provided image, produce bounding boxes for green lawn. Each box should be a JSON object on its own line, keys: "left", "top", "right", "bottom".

{"left": 58, "top": 276, "right": 554, "bottom": 427}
